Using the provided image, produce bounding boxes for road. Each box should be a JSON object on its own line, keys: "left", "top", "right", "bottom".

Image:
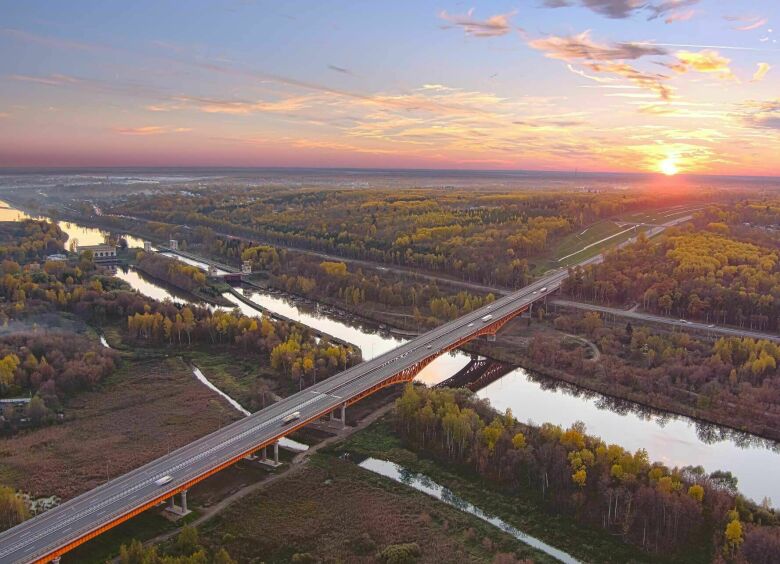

{"left": 0, "top": 213, "right": 707, "bottom": 563}
{"left": 0, "top": 271, "right": 573, "bottom": 563}
{"left": 551, "top": 299, "right": 780, "bottom": 343}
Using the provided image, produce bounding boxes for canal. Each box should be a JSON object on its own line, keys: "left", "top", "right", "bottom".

{"left": 2, "top": 200, "right": 778, "bottom": 506}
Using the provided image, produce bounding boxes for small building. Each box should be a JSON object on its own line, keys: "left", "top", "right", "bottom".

{"left": 143, "top": 241, "right": 152, "bottom": 252}
{"left": 76, "top": 244, "right": 117, "bottom": 262}
{"left": 242, "top": 261, "right": 252, "bottom": 275}
{"left": 222, "top": 273, "right": 243, "bottom": 285}
{"left": 169, "top": 239, "right": 178, "bottom": 251}
{"left": 45, "top": 253, "right": 67, "bottom": 262}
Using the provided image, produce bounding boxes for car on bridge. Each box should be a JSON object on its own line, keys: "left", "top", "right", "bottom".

{"left": 282, "top": 411, "right": 301, "bottom": 424}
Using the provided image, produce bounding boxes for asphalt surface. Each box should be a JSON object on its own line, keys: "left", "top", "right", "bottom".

{"left": 0, "top": 271, "right": 572, "bottom": 563}
{"left": 551, "top": 299, "right": 780, "bottom": 342}
{"left": 0, "top": 212, "right": 707, "bottom": 562}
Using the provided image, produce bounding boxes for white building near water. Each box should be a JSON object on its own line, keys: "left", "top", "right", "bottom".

{"left": 76, "top": 244, "right": 117, "bottom": 262}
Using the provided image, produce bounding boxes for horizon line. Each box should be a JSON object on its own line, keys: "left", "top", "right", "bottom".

{"left": 1, "top": 164, "right": 779, "bottom": 182}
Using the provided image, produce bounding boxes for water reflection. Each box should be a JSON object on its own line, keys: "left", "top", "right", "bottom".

{"left": 478, "top": 370, "right": 779, "bottom": 505}
{"left": 360, "top": 457, "right": 579, "bottom": 564}
{"left": 2, "top": 200, "right": 778, "bottom": 505}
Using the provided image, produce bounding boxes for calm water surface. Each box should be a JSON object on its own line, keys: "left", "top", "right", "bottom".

{"left": 359, "top": 457, "right": 578, "bottom": 563}
{"left": 3, "top": 200, "right": 778, "bottom": 505}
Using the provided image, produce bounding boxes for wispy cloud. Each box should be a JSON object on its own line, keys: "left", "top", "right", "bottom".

{"left": 668, "top": 50, "right": 735, "bottom": 80}
{"left": 327, "top": 64, "right": 354, "bottom": 76}
{"left": 114, "top": 126, "right": 192, "bottom": 135}
{"left": 529, "top": 32, "right": 672, "bottom": 99}
{"left": 543, "top": 0, "right": 700, "bottom": 21}
{"left": 645, "top": 0, "right": 700, "bottom": 21}
{"left": 8, "top": 73, "right": 81, "bottom": 86}
{"left": 438, "top": 8, "right": 515, "bottom": 38}
{"left": 0, "top": 27, "right": 103, "bottom": 52}
{"left": 725, "top": 15, "right": 769, "bottom": 32}
{"left": 736, "top": 99, "right": 780, "bottom": 130}
{"left": 752, "top": 62, "right": 771, "bottom": 82}
{"left": 664, "top": 9, "right": 695, "bottom": 24}
{"left": 529, "top": 32, "right": 666, "bottom": 60}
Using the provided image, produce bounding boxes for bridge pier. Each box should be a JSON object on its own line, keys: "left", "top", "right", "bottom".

{"left": 165, "top": 489, "right": 190, "bottom": 518}
{"left": 330, "top": 403, "right": 346, "bottom": 428}
{"left": 259, "top": 441, "right": 282, "bottom": 467}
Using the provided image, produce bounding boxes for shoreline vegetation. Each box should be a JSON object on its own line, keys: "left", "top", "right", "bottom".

{"left": 341, "top": 385, "right": 779, "bottom": 562}
{"left": 0, "top": 218, "right": 357, "bottom": 531}
{"left": 14, "top": 198, "right": 780, "bottom": 444}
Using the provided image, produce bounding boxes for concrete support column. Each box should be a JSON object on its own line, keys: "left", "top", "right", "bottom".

{"left": 340, "top": 403, "right": 346, "bottom": 428}
{"left": 51, "top": 558, "right": 61, "bottom": 564}
{"left": 262, "top": 446, "right": 267, "bottom": 460}
{"left": 180, "top": 489, "right": 188, "bottom": 513}
{"left": 273, "top": 441, "right": 279, "bottom": 464}
{"left": 169, "top": 496, "right": 175, "bottom": 510}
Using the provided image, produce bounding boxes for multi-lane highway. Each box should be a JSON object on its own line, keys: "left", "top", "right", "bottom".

{"left": 0, "top": 271, "right": 567, "bottom": 563}
{"left": 550, "top": 299, "right": 780, "bottom": 343}
{"left": 0, "top": 213, "right": 703, "bottom": 563}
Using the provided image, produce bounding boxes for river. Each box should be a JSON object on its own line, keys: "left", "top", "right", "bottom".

{"left": 2, "top": 200, "right": 778, "bottom": 506}
{"left": 360, "top": 457, "right": 578, "bottom": 563}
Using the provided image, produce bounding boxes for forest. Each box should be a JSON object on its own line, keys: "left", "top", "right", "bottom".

{"left": 135, "top": 251, "right": 208, "bottom": 293}
{"left": 0, "top": 220, "right": 357, "bottom": 423}
{"left": 242, "top": 245, "right": 497, "bottom": 327}
{"left": 562, "top": 200, "right": 780, "bottom": 331}
{"left": 535, "top": 312, "right": 780, "bottom": 440}
{"left": 108, "top": 186, "right": 708, "bottom": 287}
{"left": 394, "top": 385, "right": 779, "bottom": 561}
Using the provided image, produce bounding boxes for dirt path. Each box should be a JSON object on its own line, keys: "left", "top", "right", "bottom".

{"left": 564, "top": 333, "right": 601, "bottom": 361}
{"left": 137, "top": 400, "right": 397, "bottom": 552}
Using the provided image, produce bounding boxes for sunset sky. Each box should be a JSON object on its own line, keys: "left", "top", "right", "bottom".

{"left": 1, "top": 1, "right": 779, "bottom": 175}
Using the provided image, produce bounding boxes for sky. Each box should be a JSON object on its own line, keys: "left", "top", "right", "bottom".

{"left": 1, "top": 0, "right": 779, "bottom": 175}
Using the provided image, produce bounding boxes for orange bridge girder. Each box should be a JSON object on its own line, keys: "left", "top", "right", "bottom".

{"left": 33, "top": 303, "right": 529, "bottom": 563}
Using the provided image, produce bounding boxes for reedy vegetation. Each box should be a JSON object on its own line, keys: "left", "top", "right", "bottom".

{"left": 394, "top": 385, "right": 778, "bottom": 561}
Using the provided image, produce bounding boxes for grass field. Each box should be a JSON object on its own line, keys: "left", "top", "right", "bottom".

{"left": 340, "top": 418, "right": 665, "bottom": 564}
{"left": 198, "top": 454, "right": 557, "bottom": 564}
{"left": 618, "top": 206, "right": 700, "bottom": 225}
{"left": 533, "top": 220, "right": 646, "bottom": 275}
{"left": 0, "top": 355, "right": 242, "bottom": 500}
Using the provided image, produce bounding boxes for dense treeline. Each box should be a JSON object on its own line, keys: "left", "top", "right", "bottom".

{"left": 242, "top": 245, "right": 496, "bottom": 326}
{"left": 111, "top": 187, "right": 706, "bottom": 287}
{"left": 118, "top": 526, "right": 236, "bottom": 564}
{"left": 0, "top": 220, "right": 66, "bottom": 262}
{"left": 394, "top": 385, "right": 778, "bottom": 560}
{"left": 563, "top": 224, "right": 780, "bottom": 330}
{"left": 536, "top": 313, "right": 780, "bottom": 440}
{"left": 0, "top": 333, "right": 116, "bottom": 411}
{"left": 0, "top": 220, "right": 357, "bottom": 401}
{"left": 135, "top": 252, "right": 207, "bottom": 293}
{"left": 125, "top": 304, "right": 353, "bottom": 385}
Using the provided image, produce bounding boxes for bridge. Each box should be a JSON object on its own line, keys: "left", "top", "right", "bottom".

{"left": 435, "top": 355, "right": 516, "bottom": 392}
{"left": 0, "top": 267, "right": 571, "bottom": 563}
{"left": 0, "top": 212, "right": 701, "bottom": 563}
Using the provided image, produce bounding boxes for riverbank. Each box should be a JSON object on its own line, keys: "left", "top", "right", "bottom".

{"left": 3, "top": 201, "right": 779, "bottom": 506}
{"left": 132, "top": 262, "right": 234, "bottom": 308}
{"left": 340, "top": 416, "right": 664, "bottom": 564}
{"left": 498, "top": 342, "right": 779, "bottom": 443}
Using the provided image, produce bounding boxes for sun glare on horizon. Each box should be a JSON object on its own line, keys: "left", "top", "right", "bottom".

{"left": 660, "top": 157, "right": 679, "bottom": 176}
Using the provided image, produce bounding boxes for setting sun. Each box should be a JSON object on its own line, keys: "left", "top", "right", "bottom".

{"left": 660, "top": 157, "right": 679, "bottom": 176}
